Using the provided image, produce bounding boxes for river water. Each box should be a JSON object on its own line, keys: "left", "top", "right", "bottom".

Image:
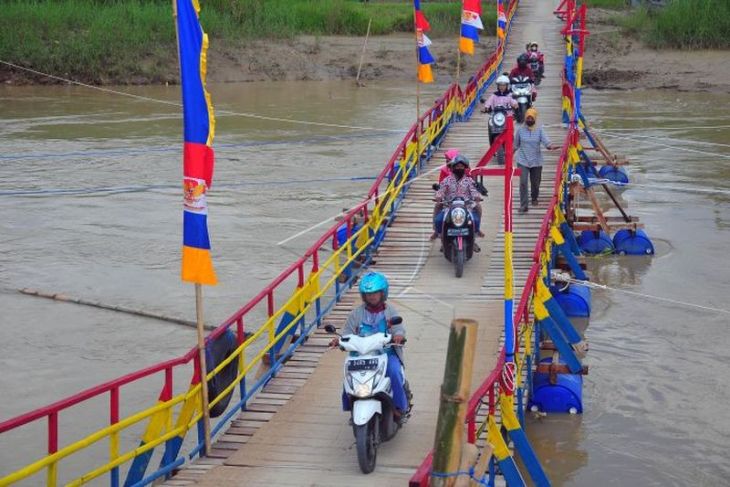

{"left": 1, "top": 82, "right": 729, "bottom": 485}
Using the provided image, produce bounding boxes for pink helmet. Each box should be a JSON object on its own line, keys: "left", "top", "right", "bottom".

{"left": 444, "top": 148, "right": 460, "bottom": 162}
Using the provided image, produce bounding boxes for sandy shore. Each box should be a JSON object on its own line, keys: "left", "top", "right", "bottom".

{"left": 2, "top": 14, "right": 728, "bottom": 92}
{"left": 205, "top": 34, "right": 497, "bottom": 84}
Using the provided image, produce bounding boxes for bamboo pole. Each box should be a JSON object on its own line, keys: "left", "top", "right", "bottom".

{"left": 355, "top": 18, "right": 372, "bottom": 87}
{"left": 431, "top": 318, "right": 479, "bottom": 487}
{"left": 17, "top": 288, "right": 214, "bottom": 330}
{"left": 413, "top": 8, "right": 421, "bottom": 160}
{"left": 173, "top": 0, "right": 212, "bottom": 456}
{"left": 195, "top": 284, "right": 213, "bottom": 456}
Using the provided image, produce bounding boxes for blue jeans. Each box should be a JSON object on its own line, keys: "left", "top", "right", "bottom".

{"left": 342, "top": 354, "right": 408, "bottom": 412}
{"left": 433, "top": 209, "right": 481, "bottom": 234}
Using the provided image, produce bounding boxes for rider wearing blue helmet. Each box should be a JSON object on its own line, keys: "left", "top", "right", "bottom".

{"left": 330, "top": 271, "right": 409, "bottom": 416}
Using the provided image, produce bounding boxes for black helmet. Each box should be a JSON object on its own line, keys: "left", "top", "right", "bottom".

{"left": 517, "top": 53, "right": 529, "bottom": 68}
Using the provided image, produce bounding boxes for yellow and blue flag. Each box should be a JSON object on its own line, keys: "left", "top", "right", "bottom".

{"left": 497, "top": 0, "right": 507, "bottom": 40}
{"left": 459, "top": 0, "right": 483, "bottom": 55}
{"left": 414, "top": 0, "right": 435, "bottom": 83}
{"left": 177, "top": 0, "right": 217, "bottom": 285}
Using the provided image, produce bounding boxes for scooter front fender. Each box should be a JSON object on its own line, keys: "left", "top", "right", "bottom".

{"left": 353, "top": 399, "right": 382, "bottom": 426}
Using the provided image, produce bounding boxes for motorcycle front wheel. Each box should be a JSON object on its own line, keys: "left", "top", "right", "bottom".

{"left": 453, "top": 246, "right": 465, "bottom": 278}
{"left": 516, "top": 104, "right": 527, "bottom": 123}
{"left": 355, "top": 421, "right": 377, "bottom": 474}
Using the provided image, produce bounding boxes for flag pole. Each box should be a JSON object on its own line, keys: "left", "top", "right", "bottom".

{"left": 195, "top": 283, "right": 213, "bottom": 455}
{"left": 173, "top": 0, "right": 212, "bottom": 456}
{"left": 413, "top": 7, "right": 421, "bottom": 159}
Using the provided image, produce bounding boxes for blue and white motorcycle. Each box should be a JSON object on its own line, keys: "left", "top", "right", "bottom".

{"left": 325, "top": 321, "right": 411, "bottom": 474}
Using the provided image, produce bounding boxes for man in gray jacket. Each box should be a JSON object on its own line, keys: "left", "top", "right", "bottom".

{"left": 329, "top": 272, "right": 408, "bottom": 415}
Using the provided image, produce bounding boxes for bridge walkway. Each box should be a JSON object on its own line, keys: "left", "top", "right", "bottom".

{"left": 166, "top": 0, "right": 564, "bottom": 484}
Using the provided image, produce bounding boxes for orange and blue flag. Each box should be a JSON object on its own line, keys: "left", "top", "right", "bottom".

{"left": 459, "top": 0, "right": 483, "bottom": 55}
{"left": 497, "top": 0, "right": 507, "bottom": 40}
{"left": 177, "top": 0, "right": 217, "bottom": 285}
{"left": 414, "top": 0, "right": 435, "bottom": 83}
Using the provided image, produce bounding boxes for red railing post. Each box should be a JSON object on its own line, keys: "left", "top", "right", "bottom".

{"left": 48, "top": 411, "right": 58, "bottom": 455}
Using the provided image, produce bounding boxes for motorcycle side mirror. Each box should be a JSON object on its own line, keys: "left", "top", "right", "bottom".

{"left": 324, "top": 324, "right": 338, "bottom": 334}
{"left": 389, "top": 316, "right": 403, "bottom": 326}
{"left": 432, "top": 183, "right": 440, "bottom": 191}
{"left": 479, "top": 97, "right": 485, "bottom": 103}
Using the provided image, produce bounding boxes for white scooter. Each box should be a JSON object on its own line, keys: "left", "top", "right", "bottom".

{"left": 325, "top": 320, "right": 411, "bottom": 474}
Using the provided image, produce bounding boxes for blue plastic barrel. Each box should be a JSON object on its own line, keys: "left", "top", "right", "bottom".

{"left": 577, "top": 230, "right": 614, "bottom": 255}
{"left": 613, "top": 228, "right": 655, "bottom": 255}
{"left": 598, "top": 165, "right": 629, "bottom": 184}
{"left": 550, "top": 283, "right": 591, "bottom": 317}
{"left": 529, "top": 357, "right": 583, "bottom": 414}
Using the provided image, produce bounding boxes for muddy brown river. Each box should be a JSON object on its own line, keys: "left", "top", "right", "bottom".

{"left": 1, "top": 82, "right": 729, "bottom": 485}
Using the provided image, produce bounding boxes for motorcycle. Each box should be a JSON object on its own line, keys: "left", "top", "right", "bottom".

{"left": 486, "top": 104, "right": 512, "bottom": 165}
{"left": 325, "top": 320, "right": 411, "bottom": 474}
{"left": 440, "top": 197, "right": 476, "bottom": 278}
{"left": 528, "top": 53, "right": 543, "bottom": 86}
{"left": 511, "top": 75, "right": 533, "bottom": 123}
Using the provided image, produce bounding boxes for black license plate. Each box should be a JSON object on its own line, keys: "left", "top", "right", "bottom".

{"left": 447, "top": 228, "right": 470, "bottom": 236}
{"left": 348, "top": 358, "right": 379, "bottom": 371}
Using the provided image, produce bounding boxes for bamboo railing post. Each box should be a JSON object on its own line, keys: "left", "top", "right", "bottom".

{"left": 431, "top": 318, "right": 479, "bottom": 487}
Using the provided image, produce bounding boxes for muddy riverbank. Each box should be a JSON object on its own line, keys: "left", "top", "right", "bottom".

{"left": 583, "top": 8, "right": 730, "bottom": 93}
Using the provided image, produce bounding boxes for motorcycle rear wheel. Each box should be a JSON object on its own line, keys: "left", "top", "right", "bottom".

{"left": 355, "top": 421, "right": 377, "bottom": 474}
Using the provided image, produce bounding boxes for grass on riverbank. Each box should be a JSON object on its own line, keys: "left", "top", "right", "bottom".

{"left": 584, "top": 0, "right": 627, "bottom": 9}
{"left": 615, "top": 0, "right": 730, "bottom": 49}
{"left": 0, "top": 0, "right": 495, "bottom": 83}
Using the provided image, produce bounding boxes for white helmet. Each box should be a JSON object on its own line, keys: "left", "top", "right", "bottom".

{"left": 496, "top": 75, "right": 510, "bottom": 86}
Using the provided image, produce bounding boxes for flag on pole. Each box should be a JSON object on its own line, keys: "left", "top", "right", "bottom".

{"left": 459, "top": 0, "right": 483, "bottom": 55}
{"left": 177, "top": 0, "right": 217, "bottom": 285}
{"left": 497, "top": 0, "right": 507, "bottom": 40}
{"left": 414, "top": 0, "right": 435, "bottom": 83}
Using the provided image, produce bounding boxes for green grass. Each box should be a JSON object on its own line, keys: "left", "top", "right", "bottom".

{"left": 0, "top": 0, "right": 496, "bottom": 83}
{"left": 614, "top": 0, "right": 730, "bottom": 48}
{"left": 583, "top": 0, "right": 628, "bottom": 9}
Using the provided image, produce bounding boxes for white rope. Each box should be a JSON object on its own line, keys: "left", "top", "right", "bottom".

{"left": 629, "top": 183, "right": 730, "bottom": 196}
{"left": 0, "top": 59, "right": 403, "bottom": 133}
{"left": 590, "top": 124, "right": 730, "bottom": 132}
{"left": 599, "top": 129, "right": 730, "bottom": 150}
{"left": 566, "top": 278, "right": 730, "bottom": 315}
{"left": 598, "top": 132, "right": 730, "bottom": 160}
{"left": 276, "top": 165, "right": 442, "bottom": 246}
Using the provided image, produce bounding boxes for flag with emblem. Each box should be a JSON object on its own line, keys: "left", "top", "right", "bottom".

{"left": 178, "top": 0, "right": 217, "bottom": 285}
{"left": 460, "top": 0, "right": 483, "bottom": 55}
{"left": 414, "top": 0, "right": 436, "bottom": 83}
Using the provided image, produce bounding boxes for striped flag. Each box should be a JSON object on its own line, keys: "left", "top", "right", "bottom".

{"left": 177, "top": 0, "right": 217, "bottom": 285}
{"left": 414, "top": 0, "right": 435, "bottom": 83}
{"left": 460, "top": 0, "right": 483, "bottom": 55}
{"left": 497, "top": 0, "right": 507, "bottom": 40}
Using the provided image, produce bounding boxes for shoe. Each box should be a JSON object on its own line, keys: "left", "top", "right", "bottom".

{"left": 518, "top": 207, "right": 528, "bottom": 214}
{"left": 531, "top": 199, "right": 538, "bottom": 206}
{"left": 429, "top": 232, "right": 439, "bottom": 241}
{"left": 476, "top": 230, "right": 485, "bottom": 238}
{"left": 473, "top": 243, "right": 481, "bottom": 253}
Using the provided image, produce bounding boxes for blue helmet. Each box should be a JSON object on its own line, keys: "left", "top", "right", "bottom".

{"left": 359, "top": 272, "right": 389, "bottom": 300}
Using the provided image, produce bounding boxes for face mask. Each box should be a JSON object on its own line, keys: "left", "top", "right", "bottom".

{"left": 531, "top": 47, "right": 538, "bottom": 52}
{"left": 526, "top": 119, "right": 535, "bottom": 127}
{"left": 452, "top": 168, "right": 466, "bottom": 178}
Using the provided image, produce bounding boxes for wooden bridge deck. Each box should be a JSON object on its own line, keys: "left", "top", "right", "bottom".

{"left": 165, "top": 0, "right": 564, "bottom": 484}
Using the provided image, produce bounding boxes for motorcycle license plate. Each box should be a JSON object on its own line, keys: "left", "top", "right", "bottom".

{"left": 348, "top": 358, "right": 379, "bottom": 371}
{"left": 447, "top": 228, "right": 470, "bottom": 237}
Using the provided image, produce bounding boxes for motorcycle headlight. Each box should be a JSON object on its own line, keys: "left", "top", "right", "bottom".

{"left": 494, "top": 112, "right": 506, "bottom": 126}
{"left": 451, "top": 207, "right": 467, "bottom": 227}
{"left": 354, "top": 382, "right": 373, "bottom": 398}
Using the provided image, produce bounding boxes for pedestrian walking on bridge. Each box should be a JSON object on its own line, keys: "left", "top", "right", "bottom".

{"left": 514, "top": 108, "right": 559, "bottom": 213}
